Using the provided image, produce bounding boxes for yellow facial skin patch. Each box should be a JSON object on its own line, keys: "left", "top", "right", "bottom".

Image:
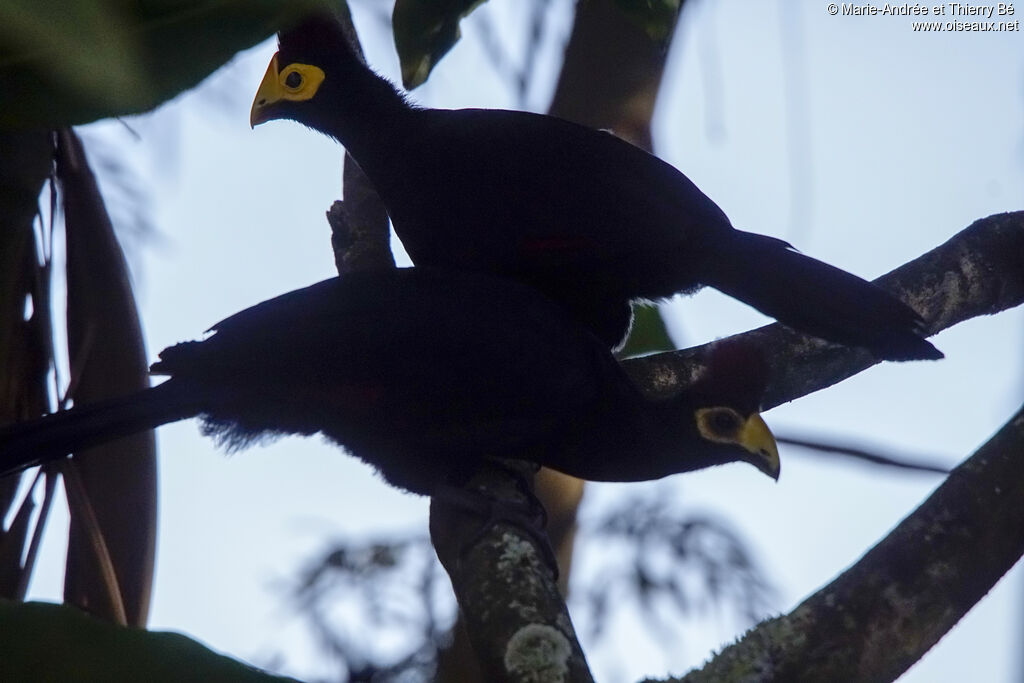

{"left": 695, "top": 407, "right": 780, "bottom": 479}
{"left": 250, "top": 54, "right": 326, "bottom": 127}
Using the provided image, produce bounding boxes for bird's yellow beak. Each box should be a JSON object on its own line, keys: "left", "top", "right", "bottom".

{"left": 739, "top": 413, "right": 780, "bottom": 480}
{"left": 250, "top": 53, "right": 282, "bottom": 128}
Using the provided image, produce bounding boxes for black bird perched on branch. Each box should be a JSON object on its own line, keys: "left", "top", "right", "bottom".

{"left": 250, "top": 11, "right": 941, "bottom": 361}
{"left": 0, "top": 269, "right": 779, "bottom": 490}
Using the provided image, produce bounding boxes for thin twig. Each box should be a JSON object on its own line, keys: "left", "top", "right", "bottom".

{"left": 777, "top": 434, "right": 950, "bottom": 475}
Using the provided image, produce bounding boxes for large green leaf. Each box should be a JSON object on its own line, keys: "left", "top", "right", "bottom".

{"left": 0, "top": 600, "right": 301, "bottom": 682}
{"left": 0, "top": 0, "right": 330, "bottom": 130}
{"left": 392, "top": 0, "right": 488, "bottom": 89}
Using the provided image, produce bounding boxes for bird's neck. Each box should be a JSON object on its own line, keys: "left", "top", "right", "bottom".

{"left": 319, "top": 55, "right": 416, "bottom": 161}
{"left": 573, "top": 389, "right": 712, "bottom": 482}
{"left": 634, "top": 396, "right": 729, "bottom": 479}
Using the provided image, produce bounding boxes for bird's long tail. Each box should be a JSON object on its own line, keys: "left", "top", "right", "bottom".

{"left": 0, "top": 380, "right": 200, "bottom": 477}
{"left": 701, "top": 230, "right": 942, "bottom": 361}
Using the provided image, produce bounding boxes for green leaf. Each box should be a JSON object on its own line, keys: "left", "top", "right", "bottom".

{"left": 0, "top": 0, "right": 330, "bottom": 130}
{"left": 612, "top": 0, "right": 682, "bottom": 43}
{"left": 617, "top": 304, "right": 676, "bottom": 359}
{"left": 392, "top": 0, "right": 488, "bottom": 89}
{"left": 0, "top": 600, "right": 301, "bottom": 682}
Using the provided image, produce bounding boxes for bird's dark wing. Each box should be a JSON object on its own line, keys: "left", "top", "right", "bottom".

{"left": 3, "top": 270, "right": 621, "bottom": 491}
{"left": 389, "top": 109, "right": 730, "bottom": 285}
{"left": 167, "top": 270, "right": 606, "bottom": 408}
{"left": 152, "top": 270, "right": 617, "bottom": 491}
{"left": 399, "top": 110, "right": 939, "bottom": 359}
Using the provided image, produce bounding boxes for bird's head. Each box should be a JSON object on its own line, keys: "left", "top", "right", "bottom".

{"left": 250, "top": 12, "right": 357, "bottom": 130}
{"left": 689, "top": 405, "right": 779, "bottom": 480}
{"left": 672, "top": 340, "right": 779, "bottom": 480}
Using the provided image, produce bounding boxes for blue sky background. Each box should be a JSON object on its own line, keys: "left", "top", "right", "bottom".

{"left": 20, "top": 1, "right": 1024, "bottom": 681}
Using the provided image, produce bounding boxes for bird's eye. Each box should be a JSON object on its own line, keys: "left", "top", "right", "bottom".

{"left": 710, "top": 409, "right": 740, "bottom": 434}
{"left": 284, "top": 71, "right": 303, "bottom": 89}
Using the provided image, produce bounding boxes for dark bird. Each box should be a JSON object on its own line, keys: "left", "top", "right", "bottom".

{"left": 0, "top": 269, "right": 779, "bottom": 491}
{"left": 249, "top": 12, "right": 941, "bottom": 360}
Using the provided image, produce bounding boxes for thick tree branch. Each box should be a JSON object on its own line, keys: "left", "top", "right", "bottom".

{"left": 328, "top": 153, "right": 393, "bottom": 274}
{"left": 548, "top": 0, "right": 683, "bottom": 149}
{"left": 430, "top": 461, "right": 594, "bottom": 683}
{"left": 672, "top": 402, "right": 1024, "bottom": 682}
{"left": 624, "top": 211, "right": 1024, "bottom": 409}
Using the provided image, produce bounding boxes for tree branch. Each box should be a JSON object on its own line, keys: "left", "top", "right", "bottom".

{"left": 672, "top": 401, "right": 1024, "bottom": 682}
{"left": 430, "top": 461, "right": 594, "bottom": 683}
{"left": 328, "top": 153, "right": 393, "bottom": 275}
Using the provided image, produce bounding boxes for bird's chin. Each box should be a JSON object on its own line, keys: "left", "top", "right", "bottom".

{"left": 745, "top": 453, "right": 780, "bottom": 481}
{"left": 250, "top": 108, "right": 275, "bottom": 128}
